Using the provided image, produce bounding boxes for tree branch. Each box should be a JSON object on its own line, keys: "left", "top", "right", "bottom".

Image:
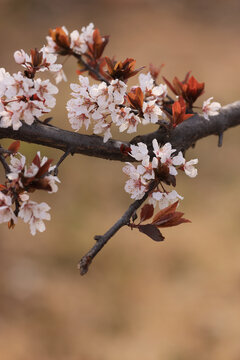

{"left": 0, "top": 101, "right": 239, "bottom": 162}
{"left": 131, "top": 101, "right": 240, "bottom": 152}
{"left": 0, "top": 101, "right": 239, "bottom": 274}
{"left": 78, "top": 180, "right": 158, "bottom": 275}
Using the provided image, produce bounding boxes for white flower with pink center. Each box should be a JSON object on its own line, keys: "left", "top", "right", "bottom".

{"left": 93, "top": 119, "right": 112, "bottom": 143}
{"left": 130, "top": 142, "right": 149, "bottom": 161}
{"left": 202, "top": 97, "right": 221, "bottom": 120}
{"left": 80, "top": 23, "right": 95, "bottom": 46}
{"left": 165, "top": 151, "right": 185, "bottom": 176}
{"left": 142, "top": 100, "right": 162, "bottom": 124}
{"left": 19, "top": 201, "right": 51, "bottom": 235}
{"left": 4, "top": 72, "right": 33, "bottom": 98}
{"left": 108, "top": 79, "right": 127, "bottom": 104}
{"left": 33, "top": 78, "right": 58, "bottom": 108}
{"left": 152, "top": 140, "right": 175, "bottom": 162}
{"left": 70, "top": 23, "right": 95, "bottom": 54}
{"left": 119, "top": 112, "right": 141, "bottom": 134}
{"left": 8, "top": 153, "right": 26, "bottom": 180}
{"left": 159, "top": 190, "right": 183, "bottom": 209}
{"left": 137, "top": 156, "right": 158, "bottom": 181}
{"left": 138, "top": 72, "right": 154, "bottom": 94}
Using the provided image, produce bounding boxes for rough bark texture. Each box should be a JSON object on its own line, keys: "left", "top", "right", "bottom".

{"left": 0, "top": 101, "right": 239, "bottom": 161}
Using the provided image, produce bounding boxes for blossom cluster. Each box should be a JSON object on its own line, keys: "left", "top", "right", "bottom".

{"left": 66, "top": 72, "right": 169, "bottom": 142}
{"left": 0, "top": 149, "right": 59, "bottom": 235}
{"left": 14, "top": 47, "right": 62, "bottom": 75}
{"left": 46, "top": 23, "right": 96, "bottom": 56}
{"left": 123, "top": 140, "right": 198, "bottom": 209}
{"left": 0, "top": 66, "right": 58, "bottom": 130}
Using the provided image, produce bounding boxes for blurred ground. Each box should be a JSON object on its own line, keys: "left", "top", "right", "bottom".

{"left": 0, "top": 0, "right": 240, "bottom": 359}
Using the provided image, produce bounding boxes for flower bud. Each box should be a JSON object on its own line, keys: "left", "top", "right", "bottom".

{"left": 14, "top": 50, "right": 26, "bottom": 64}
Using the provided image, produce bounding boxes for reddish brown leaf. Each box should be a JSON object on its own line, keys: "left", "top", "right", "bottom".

{"left": 8, "top": 219, "right": 15, "bottom": 229}
{"left": 140, "top": 204, "right": 154, "bottom": 223}
{"left": 149, "top": 63, "right": 164, "bottom": 80}
{"left": 152, "top": 212, "right": 177, "bottom": 226}
{"left": 127, "top": 87, "right": 144, "bottom": 111}
{"left": 36, "top": 159, "right": 53, "bottom": 177}
{"left": 49, "top": 27, "right": 71, "bottom": 55}
{"left": 104, "top": 57, "right": 143, "bottom": 81}
{"left": 152, "top": 201, "right": 179, "bottom": 224}
{"left": 163, "top": 73, "right": 204, "bottom": 107}
{"left": 162, "top": 76, "right": 178, "bottom": 95}
{"left": 32, "top": 154, "right": 41, "bottom": 167}
{"left": 29, "top": 178, "right": 52, "bottom": 192}
{"left": 30, "top": 48, "right": 43, "bottom": 67}
{"left": 8, "top": 140, "right": 20, "bottom": 154}
{"left": 159, "top": 214, "right": 191, "bottom": 227}
{"left": 172, "top": 96, "right": 193, "bottom": 127}
{"left": 138, "top": 224, "right": 164, "bottom": 242}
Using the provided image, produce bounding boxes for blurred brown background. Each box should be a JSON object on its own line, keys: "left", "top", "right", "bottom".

{"left": 0, "top": 0, "right": 240, "bottom": 359}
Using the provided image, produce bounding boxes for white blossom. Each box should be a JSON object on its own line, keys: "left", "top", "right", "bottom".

{"left": 152, "top": 83, "right": 168, "bottom": 99}
{"left": 33, "top": 78, "right": 58, "bottom": 108}
{"left": 8, "top": 153, "right": 26, "bottom": 177}
{"left": 70, "top": 23, "right": 94, "bottom": 54}
{"left": 118, "top": 112, "right": 141, "bottom": 133}
{"left": 183, "top": 159, "right": 198, "bottom": 178}
{"left": 137, "top": 155, "right": 158, "bottom": 180}
{"left": 202, "top": 97, "right": 221, "bottom": 120}
{"left": 108, "top": 79, "right": 127, "bottom": 104}
{"left": 158, "top": 190, "right": 183, "bottom": 209}
{"left": 142, "top": 100, "right": 162, "bottom": 124}
{"left": 130, "top": 142, "right": 149, "bottom": 161}
{"left": 138, "top": 72, "right": 154, "bottom": 93}
{"left": 93, "top": 119, "right": 112, "bottom": 143}
{"left": 152, "top": 140, "right": 175, "bottom": 162}
{"left": 13, "top": 49, "right": 26, "bottom": 64}
{"left": 24, "top": 162, "right": 39, "bottom": 178}
{"left": 138, "top": 72, "right": 167, "bottom": 103}
{"left": 53, "top": 69, "right": 67, "bottom": 84}
{"left": 19, "top": 201, "right": 51, "bottom": 236}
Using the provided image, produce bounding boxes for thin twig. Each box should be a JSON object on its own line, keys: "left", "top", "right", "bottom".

{"left": 73, "top": 53, "right": 110, "bottom": 84}
{"left": 0, "top": 154, "right": 10, "bottom": 174}
{"left": 53, "top": 147, "right": 74, "bottom": 176}
{"left": 78, "top": 180, "right": 158, "bottom": 275}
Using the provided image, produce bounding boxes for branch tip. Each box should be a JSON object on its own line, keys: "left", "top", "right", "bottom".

{"left": 78, "top": 255, "right": 92, "bottom": 276}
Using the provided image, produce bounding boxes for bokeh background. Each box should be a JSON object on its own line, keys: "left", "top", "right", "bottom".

{"left": 0, "top": 0, "right": 240, "bottom": 359}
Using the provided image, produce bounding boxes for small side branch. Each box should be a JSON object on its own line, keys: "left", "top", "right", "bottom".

{"left": 0, "top": 153, "right": 10, "bottom": 174}
{"left": 53, "top": 147, "right": 74, "bottom": 176}
{"left": 78, "top": 181, "right": 158, "bottom": 275}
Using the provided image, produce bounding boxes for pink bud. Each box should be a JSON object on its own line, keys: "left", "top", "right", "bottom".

{"left": 14, "top": 50, "right": 26, "bottom": 64}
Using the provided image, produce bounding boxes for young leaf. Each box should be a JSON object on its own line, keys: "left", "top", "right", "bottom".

{"left": 36, "top": 159, "right": 53, "bottom": 178}
{"left": 152, "top": 201, "right": 179, "bottom": 224}
{"left": 138, "top": 224, "right": 164, "bottom": 242}
{"left": 8, "top": 140, "right": 20, "bottom": 154}
{"left": 140, "top": 204, "right": 154, "bottom": 223}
